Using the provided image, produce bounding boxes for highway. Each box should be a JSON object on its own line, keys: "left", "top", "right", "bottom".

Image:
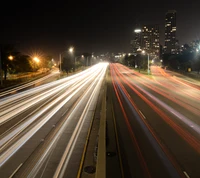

{"left": 0, "top": 68, "right": 60, "bottom": 98}
{"left": 0, "top": 62, "right": 108, "bottom": 178}
{"left": 107, "top": 63, "right": 200, "bottom": 178}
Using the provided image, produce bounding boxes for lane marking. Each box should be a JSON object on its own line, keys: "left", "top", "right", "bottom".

{"left": 61, "top": 109, "right": 69, "bottom": 117}
{"left": 9, "top": 163, "right": 23, "bottom": 178}
{"left": 139, "top": 110, "right": 146, "bottom": 119}
{"left": 183, "top": 171, "right": 190, "bottom": 178}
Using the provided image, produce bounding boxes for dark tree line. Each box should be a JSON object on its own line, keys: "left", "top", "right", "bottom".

{"left": 60, "top": 52, "right": 94, "bottom": 74}
{"left": 120, "top": 54, "right": 149, "bottom": 71}
{"left": 0, "top": 44, "right": 53, "bottom": 80}
{"left": 162, "top": 45, "right": 200, "bottom": 74}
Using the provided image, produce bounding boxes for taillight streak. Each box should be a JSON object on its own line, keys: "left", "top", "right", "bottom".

{"left": 111, "top": 64, "right": 186, "bottom": 178}
{"left": 112, "top": 64, "right": 200, "bottom": 154}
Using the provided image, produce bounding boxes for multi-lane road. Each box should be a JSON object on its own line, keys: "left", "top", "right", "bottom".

{"left": 107, "top": 63, "right": 200, "bottom": 178}
{"left": 0, "top": 63, "right": 108, "bottom": 178}
{"left": 1, "top": 62, "right": 200, "bottom": 178}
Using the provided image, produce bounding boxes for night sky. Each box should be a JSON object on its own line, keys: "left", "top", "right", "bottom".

{"left": 1, "top": 0, "right": 200, "bottom": 60}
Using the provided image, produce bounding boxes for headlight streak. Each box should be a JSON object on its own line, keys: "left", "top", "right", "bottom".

{"left": 22, "top": 64, "right": 108, "bottom": 178}
{"left": 0, "top": 63, "right": 101, "bottom": 99}
{"left": 0, "top": 72, "right": 91, "bottom": 125}
{"left": 0, "top": 73, "right": 59, "bottom": 97}
{"left": 0, "top": 71, "right": 99, "bottom": 149}
{"left": 15, "top": 68, "right": 106, "bottom": 177}
{"left": 0, "top": 80, "right": 76, "bottom": 124}
{"left": 53, "top": 65, "right": 108, "bottom": 178}
{"left": 112, "top": 64, "right": 200, "bottom": 154}
{"left": 0, "top": 63, "right": 108, "bottom": 170}
{"left": 0, "top": 64, "right": 105, "bottom": 124}
{"left": 0, "top": 63, "right": 102, "bottom": 104}
{"left": 110, "top": 64, "right": 184, "bottom": 178}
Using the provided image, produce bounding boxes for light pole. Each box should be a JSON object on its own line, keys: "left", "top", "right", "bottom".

{"left": 69, "top": 47, "right": 84, "bottom": 72}
{"left": 68, "top": 47, "right": 76, "bottom": 72}
{"left": 142, "top": 50, "right": 150, "bottom": 75}
{"left": 59, "top": 47, "right": 74, "bottom": 73}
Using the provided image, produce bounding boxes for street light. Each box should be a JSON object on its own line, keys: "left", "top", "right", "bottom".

{"left": 142, "top": 50, "right": 150, "bottom": 75}
{"left": 68, "top": 47, "right": 76, "bottom": 72}
{"left": 59, "top": 47, "right": 74, "bottom": 72}
{"left": 69, "top": 47, "right": 84, "bottom": 72}
{"left": 69, "top": 47, "right": 74, "bottom": 53}
{"left": 33, "top": 57, "right": 40, "bottom": 63}
{"left": 8, "top": 55, "right": 14, "bottom": 61}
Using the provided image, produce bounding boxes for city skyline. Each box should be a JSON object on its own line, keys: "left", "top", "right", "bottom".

{"left": 1, "top": 0, "right": 200, "bottom": 59}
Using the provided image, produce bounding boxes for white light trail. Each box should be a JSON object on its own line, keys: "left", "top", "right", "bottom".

{"left": 0, "top": 62, "right": 109, "bottom": 168}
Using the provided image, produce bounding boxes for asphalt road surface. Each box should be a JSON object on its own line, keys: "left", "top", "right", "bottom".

{"left": 106, "top": 63, "right": 200, "bottom": 178}
{"left": 0, "top": 62, "right": 108, "bottom": 178}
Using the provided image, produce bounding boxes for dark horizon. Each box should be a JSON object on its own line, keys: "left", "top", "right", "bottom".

{"left": 1, "top": 0, "right": 200, "bottom": 60}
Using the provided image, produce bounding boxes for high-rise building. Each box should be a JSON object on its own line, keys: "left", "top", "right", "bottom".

{"left": 130, "top": 26, "right": 142, "bottom": 54}
{"left": 164, "top": 10, "right": 177, "bottom": 54}
{"left": 141, "top": 24, "right": 160, "bottom": 55}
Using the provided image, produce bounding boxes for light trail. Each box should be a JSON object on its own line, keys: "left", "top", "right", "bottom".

{"left": 0, "top": 71, "right": 98, "bottom": 149}
{"left": 110, "top": 64, "right": 185, "bottom": 178}
{"left": 120, "top": 64, "right": 200, "bottom": 117}
{"left": 110, "top": 66, "right": 151, "bottom": 178}
{"left": 0, "top": 62, "right": 108, "bottom": 173}
{"left": 0, "top": 71, "right": 59, "bottom": 97}
{"left": 53, "top": 66, "right": 107, "bottom": 178}
{"left": 112, "top": 64, "right": 200, "bottom": 154}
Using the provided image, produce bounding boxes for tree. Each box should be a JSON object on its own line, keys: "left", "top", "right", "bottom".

{"left": 1, "top": 44, "right": 16, "bottom": 80}
{"left": 62, "top": 53, "right": 73, "bottom": 74}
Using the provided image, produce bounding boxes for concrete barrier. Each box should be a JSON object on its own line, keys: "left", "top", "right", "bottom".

{"left": 95, "top": 74, "right": 107, "bottom": 178}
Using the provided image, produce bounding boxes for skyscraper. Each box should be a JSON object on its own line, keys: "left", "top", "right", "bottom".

{"left": 164, "top": 10, "right": 177, "bottom": 54}
{"left": 130, "top": 25, "right": 142, "bottom": 54}
{"left": 141, "top": 24, "right": 160, "bottom": 55}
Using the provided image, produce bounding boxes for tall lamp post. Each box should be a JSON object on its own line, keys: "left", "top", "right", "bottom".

{"left": 68, "top": 47, "right": 75, "bottom": 72}
{"left": 69, "top": 47, "right": 84, "bottom": 72}
{"left": 59, "top": 47, "right": 74, "bottom": 72}
{"left": 142, "top": 50, "right": 150, "bottom": 75}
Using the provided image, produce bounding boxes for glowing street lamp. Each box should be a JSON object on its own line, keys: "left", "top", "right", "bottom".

{"left": 8, "top": 55, "right": 14, "bottom": 60}
{"left": 69, "top": 47, "right": 74, "bottom": 53}
{"left": 33, "top": 57, "right": 40, "bottom": 63}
